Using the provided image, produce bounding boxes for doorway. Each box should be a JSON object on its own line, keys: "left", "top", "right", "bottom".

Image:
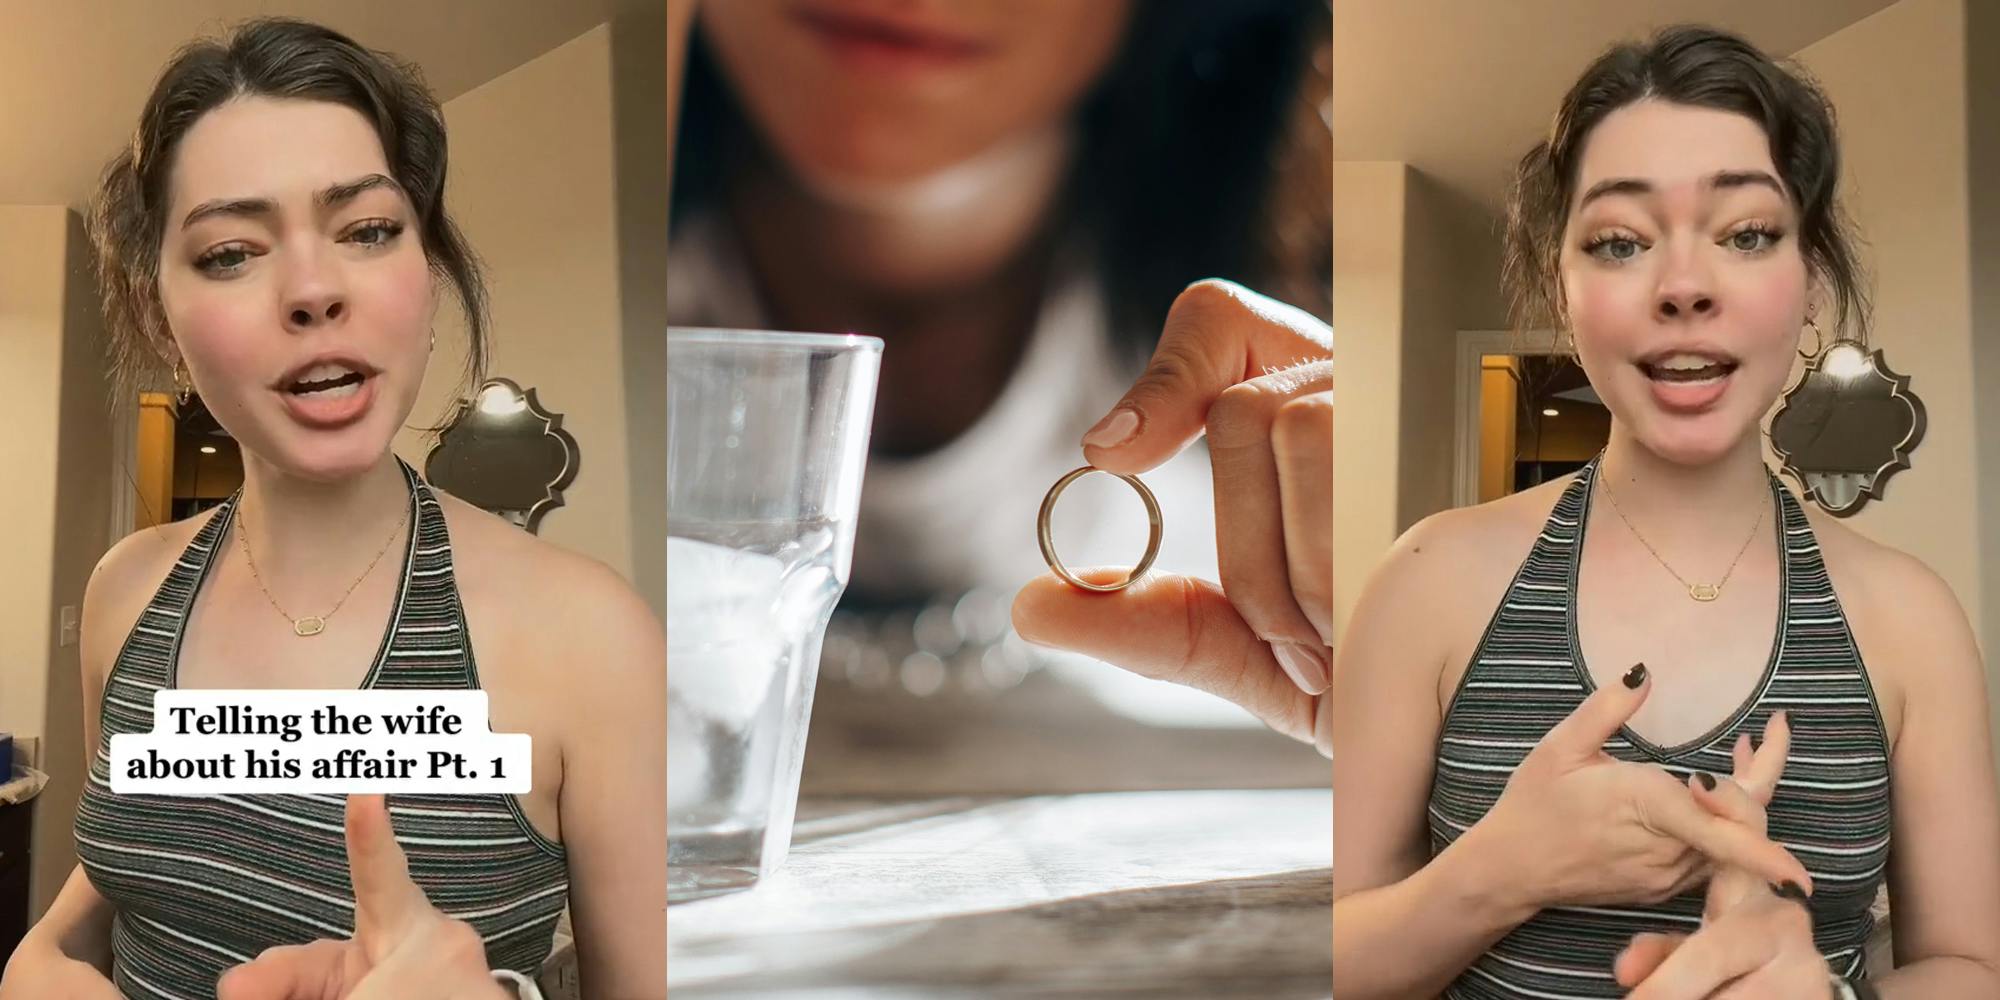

{"left": 123, "top": 392, "right": 243, "bottom": 535}
{"left": 1452, "top": 330, "right": 1612, "bottom": 508}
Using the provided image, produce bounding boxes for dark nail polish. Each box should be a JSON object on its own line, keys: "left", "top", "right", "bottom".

{"left": 1769, "top": 881, "right": 1810, "bottom": 903}
{"left": 1622, "top": 663, "right": 1647, "bottom": 689}
{"left": 1695, "top": 771, "right": 1717, "bottom": 791}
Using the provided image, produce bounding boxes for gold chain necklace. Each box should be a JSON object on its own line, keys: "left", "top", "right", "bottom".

{"left": 1597, "top": 472, "right": 1765, "bottom": 603}
{"left": 236, "top": 499, "right": 410, "bottom": 636}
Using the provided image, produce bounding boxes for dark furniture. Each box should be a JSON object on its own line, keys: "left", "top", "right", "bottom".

{"left": 0, "top": 799, "right": 31, "bottom": 967}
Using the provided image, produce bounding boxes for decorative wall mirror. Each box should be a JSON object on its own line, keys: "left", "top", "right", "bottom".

{"left": 424, "top": 377, "right": 579, "bottom": 533}
{"left": 1769, "top": 342, "right": 1925, "bottom": 518}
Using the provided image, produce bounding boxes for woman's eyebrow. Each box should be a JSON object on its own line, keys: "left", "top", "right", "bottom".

{"left": 181, "top": 173, "right": 405, "bottom": 230}
{"left": 1576, "top": 169, "right": 1785, "bottom": 213}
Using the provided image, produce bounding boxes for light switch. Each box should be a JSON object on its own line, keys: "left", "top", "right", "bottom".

{"left": 59, "top": 605, "right": 79, "bottom": 647}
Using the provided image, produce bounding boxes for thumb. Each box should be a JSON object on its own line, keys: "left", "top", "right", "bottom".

{"left": 1081, "top": 279, "right": 1331, "bottom": 475}
{"left": 345, "top": 794, "right": 431, "bottom": 945}
{"left": 217, "top": 941, "right": 351, "bottom": 1000}
{"left": 1532, "top": 663, "right": 1651, "bottom": 765}
{"left": 1012, "top": 569, "right": 1319, "bottom": 745}
{"left": 1614, "top": 932, "right": 1686, "bottom": 987}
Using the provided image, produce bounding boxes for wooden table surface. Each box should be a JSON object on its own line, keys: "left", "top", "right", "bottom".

{"left": 667, "top": 791, "right": 1332, "bottom": 997}
{"left": 668, "top": 666, "right": 1332, "bottom": 997}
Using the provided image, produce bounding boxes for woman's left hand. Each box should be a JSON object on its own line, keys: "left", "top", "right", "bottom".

{"left": 1616, "top": 884, "right": 1830, "bottom": 999}
{"left": 1617, "top": 712, "right": 1835, "bottom": 999}
{"left": 1011, "top": 279, "right": 1332, "bottom": 750}
{"left": 216, "top": 794, "right": 510, "bottom": 1000}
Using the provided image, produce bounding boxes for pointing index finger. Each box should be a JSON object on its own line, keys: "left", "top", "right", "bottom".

{"left": 345, "top": 793, "right": 431, "bottom": 943}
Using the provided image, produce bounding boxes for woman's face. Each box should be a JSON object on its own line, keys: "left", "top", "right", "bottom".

{"left": 699, "top": 0, "right": 1132, "bottom": 187}
{"left": 157, "top": 96, "right": 435, "bottom": 484}
{"left": 1559, "top": 99, "right": 1809, "bottom": 467}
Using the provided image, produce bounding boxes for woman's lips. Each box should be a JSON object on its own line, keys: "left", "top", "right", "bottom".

{"left": 1640, "top": 362, "right": 1735, "bottom": 415}
{"left": 278, "top": 374, "right": 376, "bottom": 430}
{"left": 790, "top": 6, "right": 996, "bottom": 73}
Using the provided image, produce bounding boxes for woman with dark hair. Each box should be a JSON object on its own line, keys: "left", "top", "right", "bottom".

{"left": 1325, "top": 24, "right": 2000, "bottom": 999}
{"left": 670, "top": 1, "right": 1335, "bottom": 712}
{"left": 0, "top": 18, "right": 664, "bottom": 1000}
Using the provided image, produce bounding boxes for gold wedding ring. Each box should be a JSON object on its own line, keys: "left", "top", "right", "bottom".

{"left": 1037, "top": 466, "right": 1163, "bottom": 592}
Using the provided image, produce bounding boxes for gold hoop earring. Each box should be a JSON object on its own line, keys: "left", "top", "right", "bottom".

{"left": 1800, "top": 317, "right": 1824, "bottom": 359}
{"left": 429, "top": 329, "right": 436, "bottom": 353}
{"left": 172, "top": 360, "right": 191, "bottom": 407}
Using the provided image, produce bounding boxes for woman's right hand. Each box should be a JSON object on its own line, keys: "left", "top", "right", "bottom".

{"left": 1462, "top": 664, "right": 1813, "bottom": 913}
{"left": 0, "top": 944, "right": 120, "bottom": 1000}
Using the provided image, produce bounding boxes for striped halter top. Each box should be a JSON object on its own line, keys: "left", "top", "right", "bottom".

{"left": 1428, "top": 456, "right": 1891, "bottom": 999}
{"left": 75, "top": 460, "right": 569, "bottom": 1000}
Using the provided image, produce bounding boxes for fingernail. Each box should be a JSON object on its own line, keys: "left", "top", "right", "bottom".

{"left": 1622, "top": 662, "right": 1647, "bottom": 689}
{"left": 1694, "top": 771, "right": 1716, "bottom": 791}
{"left": 1769, "top": 880, "right": 1810, "bottom": 902}
{"left": 1082, "top": 407, "right": 1140, "bottom": 449}
{"left": 1273, "top": 642, "right": 1330, "bottom": 694}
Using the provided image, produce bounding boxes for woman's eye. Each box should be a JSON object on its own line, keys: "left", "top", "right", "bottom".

{"left": 1728, "top": 229, "right": 1778, "bottom": 253}
{"left": 344, "top": 220, "right": 405, "bottom": 247}
{"left": 195, "top": 246, "right": 253, "bottom": 274}
{"left": 1587, "top": 236, "right": 1643, "bottom": 262}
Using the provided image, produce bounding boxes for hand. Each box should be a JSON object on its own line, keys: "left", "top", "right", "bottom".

{"left": 1617, "top": 882, "right": 1829, "bottom": 999}
{"left": 1617, "top": 714, "right": 1835, "bottom": 998}
{"left": 0, "top": 945, "right": 121, "bottom": 1000}
{"left": 1467, "top": 668, "right": 1813, "bottom": 913}
{"left": 1012, "top": 279, "right": 1333, "bottom": 747}
{"left": 216, "top": 794, "right": 510, "bottom": 1000}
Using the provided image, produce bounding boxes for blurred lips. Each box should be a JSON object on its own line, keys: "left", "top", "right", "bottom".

{"left": 790, "top": 5, "right": 997, "bottom": 73}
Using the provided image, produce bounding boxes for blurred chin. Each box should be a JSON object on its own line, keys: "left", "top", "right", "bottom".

{"left": 1630, "top": 414, "right": 1751, "bottom": 468}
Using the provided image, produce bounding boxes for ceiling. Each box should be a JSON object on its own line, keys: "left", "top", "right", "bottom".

{"left": 0, "top": 1, "right": 609, "bottom": 209}
{"left": 1334, "top": 0, "right": 1902, "bottom": 216}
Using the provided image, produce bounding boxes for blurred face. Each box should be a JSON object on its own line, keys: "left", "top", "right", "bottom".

{"left": 157, "top": 97, "right": 435, "bottom": 483}
{"left": 1559, "top": 99, "right": 1809, "bottom": 467}
{"left": 700, "top": 0, "right": 1132, "bottom": 186}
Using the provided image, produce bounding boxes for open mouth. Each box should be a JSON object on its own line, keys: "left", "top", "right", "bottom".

{"left": 284, "top": 363, "right": 368, "bottom": 399}
{"left": 1640, "top": 353, "right": 1738, "bottom": 385}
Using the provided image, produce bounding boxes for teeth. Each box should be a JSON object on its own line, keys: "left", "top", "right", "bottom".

{"left": 312, "top": 380, "right": 361, "bottom": 400}
{"left": 1652, "top": 353, "right": 1726, "bottom": 372}
{"left": 293, "top": 362, "right": 358, "bottom": 384}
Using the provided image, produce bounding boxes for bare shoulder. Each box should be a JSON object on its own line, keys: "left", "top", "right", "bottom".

{"left": 83, "top": 511, "right": 224, "bottom": 663}
{"left": 1805, "top": 503, "right": 1969, "bottom": 628}
{"left": 1379, "top": 475, "right": 1573, "bottom": 591}
{"left": 1803, "top": 499, "right": 1980, "bottom": 740}
{"left": 433, "top": 492, "right": 664, "bottom": 696}
{"left": 1347, "top": 476, "right": 1576, "bottom": 702}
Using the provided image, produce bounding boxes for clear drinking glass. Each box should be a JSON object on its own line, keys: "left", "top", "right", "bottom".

{"left": 666, "top": 328, "right": 882, "bottom": 900}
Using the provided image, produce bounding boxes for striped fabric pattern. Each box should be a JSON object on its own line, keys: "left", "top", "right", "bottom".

{"left": 1428, "top": 456, "right": 1891, "bottom": 999}
{"left": 77, "top": 460, "right": 569, "bottom": 1000}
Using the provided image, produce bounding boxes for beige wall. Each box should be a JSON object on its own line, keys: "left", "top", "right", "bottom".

{"left": 1966, "top": 0, "right": 2000, "bottom": 747}
{"left": 1791, "top": 0, "right": 1989, "bottom": 669}
{"left": 0, "top": 205, "right": 112, "bottom": 914}
{"left": 609, "top": 3, "right": 669, "bottom": 620}
{"left": 1398, "top": 170, "right": 1469, "bottom": 532}
{"left": 395, "top": 24, "right": 638, "bottom": 583}
{"left": 1331, "top": 163, "right": 1492, "bottom": 636}
{"left": 1332, "top": 163, "right": 1407, "bottom": 639}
